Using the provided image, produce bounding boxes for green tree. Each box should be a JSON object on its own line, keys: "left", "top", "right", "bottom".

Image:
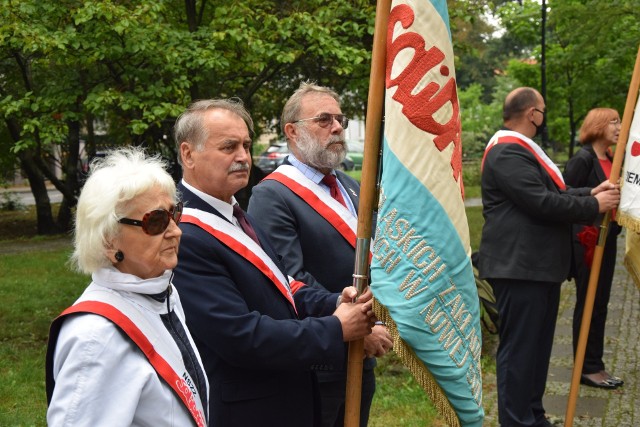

{"left": 497, "top": 0, "right": 640, "bottom": 156}
{"left": 546, "top": 0, "right": 640, "bottom": 156}
{"left": 459, "top": 77, "right": 517, "bottom": 160}
{"left": 449, "top": 1, "right": 498, "bottom": 98}
{"left": 0, "top": 0, "right": 375, "bottom": 234}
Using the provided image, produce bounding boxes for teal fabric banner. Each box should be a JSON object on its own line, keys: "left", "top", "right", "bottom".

{"left": 370, "top": 1, "right": 484, "bottom": 425}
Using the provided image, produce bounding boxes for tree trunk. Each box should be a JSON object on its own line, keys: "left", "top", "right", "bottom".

{"left": 5, "top": 117, "right": 58, "bottom": 234}
{"left": 19, "top": 150, "right": 59, "bottom": 235}
{"left": 569, "top": 121, "right": 577, "bottom": 159}
{"left": 56, "top": 119, "right": 81, "bottom": 231}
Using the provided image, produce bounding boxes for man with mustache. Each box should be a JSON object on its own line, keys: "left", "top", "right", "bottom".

{"left": 249, "top": 83, "right": 392, "bottom": 427}
{"left": 171, "top": 98, "right": 377, "bottom": 427}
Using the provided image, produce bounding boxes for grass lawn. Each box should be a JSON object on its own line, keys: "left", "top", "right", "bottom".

{"left": 0, "top": 201, "right": 493, "bottom": 426}
{"left": 0, "top": 244, "right": 86, "bottom": 426}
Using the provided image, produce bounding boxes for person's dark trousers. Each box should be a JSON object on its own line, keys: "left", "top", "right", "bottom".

{"left": 571, "top": 223, "right": 619, "bottom": 374}
{"left": 317, "top": 369, "right": 375, "bottom": 427}
{"left": 492, "top": 279, "right": 561, "bottom": 427}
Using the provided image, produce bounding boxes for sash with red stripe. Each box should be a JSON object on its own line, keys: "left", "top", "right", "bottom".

{"left": 264, "top": 165, "right": 364, "bottom": 255}
{"left": 181, "top": 208, "right": 298, "bottom": 313}
{"left": 46, "top": 300, "right": 207, "bottom": 427}
{"left": 482, "top": 130, "right": 566, "bottom": 190}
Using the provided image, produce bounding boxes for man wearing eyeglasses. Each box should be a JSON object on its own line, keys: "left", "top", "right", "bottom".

{"left": 478, "top": 87, "right": 620, "bottom": 427}
{"left": 248, "top": 82, "right": 392, "bottom": 427}
{"left": 171, "top": 98, "right": 377, "bottom": 427}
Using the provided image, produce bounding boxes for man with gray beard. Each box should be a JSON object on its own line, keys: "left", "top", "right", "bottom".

{"left": 171, "top": 98, "right": 377, "bottom": 427}
{"left": 249, "top": 83, "right": 392, "bottom": 427}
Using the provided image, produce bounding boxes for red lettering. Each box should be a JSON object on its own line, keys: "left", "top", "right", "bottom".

{"left": 386, "top": 4, "right": 463, "bottom": 187}
{"left": 177, "top": 378, "right": 206, "bottom": 427}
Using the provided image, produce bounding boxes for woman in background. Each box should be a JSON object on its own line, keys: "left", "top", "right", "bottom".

{"left": 46, "top": 147, "right": 208, "bottom": 426}
{"left": 564, "top": 108, "right": 624, "bottom": 389}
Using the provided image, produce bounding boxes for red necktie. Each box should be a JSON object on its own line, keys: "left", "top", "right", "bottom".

{"left": 322, "top": 174, "right": 347, "bottom": 208}
{"left": 233, "top": 204, "right": 260, "bottom": 245}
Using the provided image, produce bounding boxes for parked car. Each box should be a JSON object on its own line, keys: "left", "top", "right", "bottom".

{"left": 255, "top": 141, "right": 355, "bottom": 173}
{"left": 255, "top": 142, "right": 289, "bottom": 173}
{"left": 346, "top": 140, "right": 365, "bottom": 170}
{"left": 339, "top": 155, "right": 355, "bottom": 171}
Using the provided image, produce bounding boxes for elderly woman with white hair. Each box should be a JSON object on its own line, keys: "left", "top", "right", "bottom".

{"left": 46, "top": 147, "right": 208, "bottom": 426}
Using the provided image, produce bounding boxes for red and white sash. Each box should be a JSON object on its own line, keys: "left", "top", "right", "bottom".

{"left": 482, "top": 130, "right": 566, "bottom": 190}
{"left": 181, "top": 208, "right": 298, "bottom": 312}
{"left": 47, "top": 291, "right": 207, "bottom": 427}
{"left": 265, "top": 165, "right": 361, "bottom": 251}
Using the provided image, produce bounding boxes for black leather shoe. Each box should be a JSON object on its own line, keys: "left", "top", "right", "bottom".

{"left": 605, "top": 375, "right": 624, "bottom": 386}
{"left": 580, "top": 374, "right": 619, "bottom": 389}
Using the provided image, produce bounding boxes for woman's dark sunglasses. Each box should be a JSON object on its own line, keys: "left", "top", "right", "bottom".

{"left": 118, "top": 201, "right": 183, "bottom": 235}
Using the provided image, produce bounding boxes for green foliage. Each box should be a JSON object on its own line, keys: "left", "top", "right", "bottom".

{"left": 0, "top": 0, "right": 375, "bottom": 234}
{"left": 545, "top": 0, "right": 640, "bottom": 149}
{"left": 499, "top": 0, "right": 640, "bottom": 154}
{"left": 496, "top": 0, "right": 542, "bottom": 52}
{"left": 3, "top": 0, "right": 639, "bottom": 232}
{"left": 2, "top": 0, "right": 375, "bottom": 148}
{"left": 458, "top": 75, "right": 518, "bottom": 162}
{"left": 450, "top": 1, "right": 501, "bottom": 97}
{"left": 459, "top": 84, "right": 502, "bottom": 159}
{"left": 462, "top": 159, "right": 481, "bottom": 188}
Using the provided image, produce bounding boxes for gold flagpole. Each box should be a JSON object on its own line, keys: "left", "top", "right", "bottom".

{"left": 344, "top": 0, "right": 391, "bottom": 426}
{"left": 564, "top": 44, "right": 640, "bottom": 427}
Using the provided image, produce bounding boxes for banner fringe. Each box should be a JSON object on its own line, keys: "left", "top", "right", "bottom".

{"left": 624, "top": 228, "right": 640, "bottom": 291}
{"left": 623, "top": 255, "right": 640, "bottom": 290}
{"left": 374, "top": 299, "right": 461, "bottom": 427}
{"left": 616, "top": 211, "right": 640, "bottom": 233}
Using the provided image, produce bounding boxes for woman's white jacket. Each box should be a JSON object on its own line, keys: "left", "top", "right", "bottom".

{"left": 47, "top": 267, "right": 208, "bottom": 426}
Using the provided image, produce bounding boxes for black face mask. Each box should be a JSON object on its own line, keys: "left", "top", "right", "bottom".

{"left": 532, "top": 110, "right": 546, "bottom": 137}
{"left": 533, "top": 117, "right": 545, "bottom": 137}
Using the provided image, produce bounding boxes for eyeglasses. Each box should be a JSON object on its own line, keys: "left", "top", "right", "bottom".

{"left": 534, "top": 108, "right": 546, "bottom": 116}
{"left": 118, "top": 201, "right": 183, "bottom": 235}
{"left": 610, "top": 119, "right": 621, "bottom": 125}
{"left": 293, "top": 113, "right": 349, "bottom": 129}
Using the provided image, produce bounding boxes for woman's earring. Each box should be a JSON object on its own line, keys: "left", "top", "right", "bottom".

{"left": 115, "top": 250, "right": 125, "bottom": 262}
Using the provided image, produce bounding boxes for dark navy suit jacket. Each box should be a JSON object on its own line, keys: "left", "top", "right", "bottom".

{"left": 248, "top": 166, "right": 376, "bottom": 378}
{"left": 173, "top": 182, "right": 346, "bottom": 427}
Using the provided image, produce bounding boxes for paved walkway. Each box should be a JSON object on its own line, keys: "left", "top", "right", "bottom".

{"left": 0, "top": 184, "right": 61, "bottom": 206}
{"left": 483, "top": 231, "right": 639, "bottom": 426}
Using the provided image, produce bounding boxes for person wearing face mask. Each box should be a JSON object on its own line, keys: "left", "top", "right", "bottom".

{"left": 564, "top": 108, "right": 624, "bottom": 390}
{"left": 478, "top": 87, "right": 621, "bottom": 427}
{"left": 248, "top": 82, "right": 392, "bottom": 427}
{"left": 46, "top": 147, "right": 208, "bottom": 427}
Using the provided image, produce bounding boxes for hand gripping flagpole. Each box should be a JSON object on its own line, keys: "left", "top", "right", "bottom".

{"left": 344, "top": 1, "right": 391, "bottom": 426}
{"left": 564, "top": 44, "right": 640, "bottom": 427}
